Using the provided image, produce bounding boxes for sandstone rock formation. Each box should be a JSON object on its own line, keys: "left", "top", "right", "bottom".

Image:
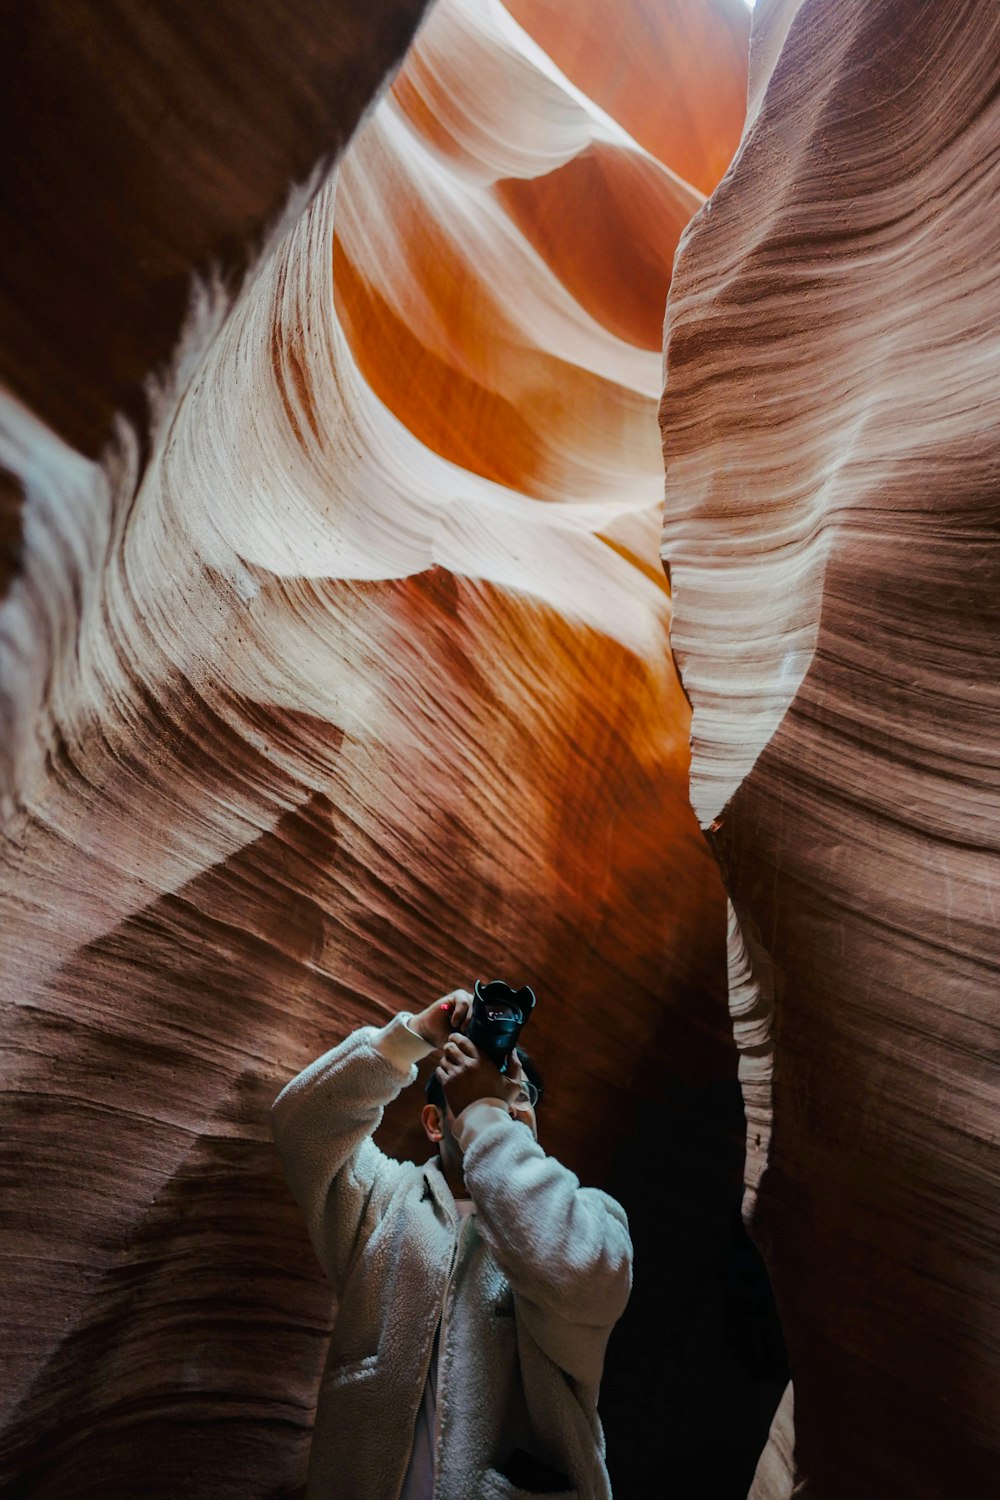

{"left": 0, "top": 0, "right": 431, "bottom": 456}
{"left": 1, "top": 2, "right": 753, "bottom": 1495}
{"left": 662, "top": 1, "right": 1000, "bottom": 1495}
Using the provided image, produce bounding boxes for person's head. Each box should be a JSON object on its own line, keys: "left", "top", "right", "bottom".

{"left": 421, "top": 1046, "right": 544, "bottom": 1185}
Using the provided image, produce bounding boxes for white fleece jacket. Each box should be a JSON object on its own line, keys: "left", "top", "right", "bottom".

{"left": 271, "top": 1015, "right": 632, "bottom": 1500}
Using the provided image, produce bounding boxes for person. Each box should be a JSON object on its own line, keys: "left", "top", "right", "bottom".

{"left": 271, "top": 986, "right": 633, "bottom": 1500}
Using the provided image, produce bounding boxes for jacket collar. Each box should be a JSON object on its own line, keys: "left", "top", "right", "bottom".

{"left": 422, "top": 1156, "right": 463, "bottom": 1226}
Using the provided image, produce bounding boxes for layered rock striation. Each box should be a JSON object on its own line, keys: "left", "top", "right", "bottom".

{"left": 1, "top": 1, "right": 751, "bottom": 1495}
{"left": 662, "top": 1, "right": 1000, "bottom": 1495}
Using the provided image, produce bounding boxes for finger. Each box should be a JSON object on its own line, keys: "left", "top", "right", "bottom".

{"left": 448, "top": 1032, "right": 479, "bottom": 1059}
{"left": 433, "top": 998, "right": 457, "bottom": 1037}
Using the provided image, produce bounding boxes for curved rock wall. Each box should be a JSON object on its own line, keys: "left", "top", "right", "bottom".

{"left": 662, "top": 1, "right": 1000, "bottom": 1495}
{"left": 1, "top": 2, "right": 751, "bottom": 1495}
{"left": 0, "top": 0, "right": 432, "bottom": 457}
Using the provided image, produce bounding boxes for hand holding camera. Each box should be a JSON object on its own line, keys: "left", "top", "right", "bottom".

{"left": 409, "top": 989, "right": 473, "bottom": 1050}
{"left": 425, "top": 978, "right": 537, "bottom": 1117}
{"left": 435, "top": 1030, "right": 514, "bottom": 1117}
{"left": 465, "top": 979, "right": 536, "bottom": 1072}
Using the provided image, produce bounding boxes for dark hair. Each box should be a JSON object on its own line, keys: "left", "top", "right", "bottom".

{"left": 424, "top": 1046, "right": 544, "bottom": 1114}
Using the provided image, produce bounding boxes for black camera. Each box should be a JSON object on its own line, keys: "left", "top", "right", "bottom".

{"left": 466, "top": 979, "right": 536, "bottom": 1073}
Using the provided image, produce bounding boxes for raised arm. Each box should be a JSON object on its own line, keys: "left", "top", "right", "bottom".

{"left": 271, "top": 993, "right": 471, "bottom": 1290}
{"left": 456, "top": 1103, "right": 632, "bottom": 1383}
{"left": 435, "top": 1036, "right": 633, "bottom": 1384}
{"left": 271, "top": 1017, "right": 426, "bottom": 1289}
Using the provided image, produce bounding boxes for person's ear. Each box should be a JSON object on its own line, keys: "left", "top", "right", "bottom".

{"left": 421, "top": 1102, "right": 444, "bottom": 1143}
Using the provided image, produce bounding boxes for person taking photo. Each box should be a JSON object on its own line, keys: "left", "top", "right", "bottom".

{"left": 272, "top": 984, "right": 633, "bottom": 1500}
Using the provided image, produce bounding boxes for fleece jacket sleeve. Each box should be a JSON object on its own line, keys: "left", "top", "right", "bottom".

{"left": 454, "top": 1101, "right": 633, "bottom": 1385}
{"left": 271, "top": 1013, "right": 432, "bottom": 1291}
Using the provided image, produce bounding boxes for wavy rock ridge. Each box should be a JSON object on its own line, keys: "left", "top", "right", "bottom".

{"left": 1, "top": 1, "right": 750, "bottom": 1494}
{"left": 662, "top": 1, "right": 1000, "bottom": 1496}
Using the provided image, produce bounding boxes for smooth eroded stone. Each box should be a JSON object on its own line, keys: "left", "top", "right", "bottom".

{"left": 0, "top": 0, "right": 432, "bottom": 455}
{"left": 661, "top": 0, "right": 1000, "bottom": 1495}
{"left": 1, "top": 1, "right": 751, "bottom": 1493}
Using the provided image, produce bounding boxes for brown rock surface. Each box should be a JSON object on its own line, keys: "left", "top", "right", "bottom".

{"left": 0, "top": 0, "right": 431, "bottom": 456}
{"left": 661, "top": 1, "right": 1000, "bottom": 1495}
{"left": 1, "top": 1, "right": 753, "bottom": 1495}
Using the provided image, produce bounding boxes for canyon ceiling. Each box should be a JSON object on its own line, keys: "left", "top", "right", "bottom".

{"left": 1, "top": 2, "right": 997, "bottom": 1499}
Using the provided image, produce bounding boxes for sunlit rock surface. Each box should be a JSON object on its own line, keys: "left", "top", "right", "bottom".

{"left": 1, "top": 1, "right": 751, "bottom": 1494}
{"left": 662, "top": 1, "right": 1000, "bottom": 1495}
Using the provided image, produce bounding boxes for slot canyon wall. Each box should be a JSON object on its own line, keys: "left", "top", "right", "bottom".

{"left": 1, "top": 2, "right": 770, "bottom": 1497}
{"left": 661, "top": 0, "right": 1000, "bottom": 1496}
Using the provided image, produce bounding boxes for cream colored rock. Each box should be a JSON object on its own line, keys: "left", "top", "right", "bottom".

{"left": 749, "top": 1383, "right": 795, "bottom": 1500}
{"left": 1, "top": 1, "right": 750, "bottom": 1493}
{"left": 662, "top": 0, "right": 1000, "bottom": 1495}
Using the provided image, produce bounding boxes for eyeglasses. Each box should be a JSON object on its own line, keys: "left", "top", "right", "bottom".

{"left": 510, "top": 1079, "right": 541, "bottom": 1110}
